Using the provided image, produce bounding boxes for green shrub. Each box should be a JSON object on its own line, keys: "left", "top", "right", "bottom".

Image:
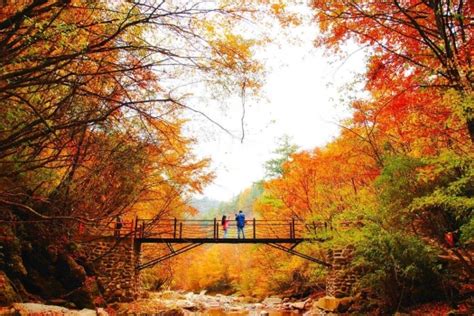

{"left": 355, "top": 227, "right": 441, "bottom": 312}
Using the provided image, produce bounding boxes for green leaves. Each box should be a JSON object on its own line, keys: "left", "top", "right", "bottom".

{"left": 355, "top": 228, "right": 441, "bottom": 309}
{"left": 264, "top": 135, "right": 298, "bottom": 179}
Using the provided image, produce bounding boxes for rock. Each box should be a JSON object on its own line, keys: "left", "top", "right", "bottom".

{"left": 199, "top": 290, "right": 207, "bottom": 296}
{"left": 229, "top": 305, "right": 244, "bottom": 311}
{"left": 262, "top": 297, "right": 282, "bottom": 305}
{"left": 47, "top": 245, "right": 59, "bottom": 262}
{"left": 282, "top": 303, "right": 292, "bottom": 310}
{"left": 61, "top": 254, "right": 87, "bottom": 284}
{"left": 290, "top": 301, "right": 307, "bottom": 310}
{"left": 260, "top": 311, "right": 270, "bottom": 316}
{"left": 65, "top": 277, "right": 104, "bottom": 309}
{"left": 176, "top": 299, "right": 198, "bottom": 311}
{"left": 314, "top": 296, "right": 353, "bottom": 313}
{"left": 11, "top": 303, "right": 70, "bottom": 315}
{"left": 158, "top": 308, "right": 186, "bottom": 316}
{"left": 112, "top": 289, "right": 123, "bottom": 298}
{"left": 205, "top": 301, "right": 220, "bottom": 308}
{"left": 46, "top": 298, "right": 71, "bottom": 307}
{"left": 77, "top": 308, "right": 97, "bottom": 316}
{"left": 10, "top": 254, "right": 27, "bottom": 277}
{"left": 0, "top": 272, "right": 20, "bottom": 305}
{"left": 0, "top": 307, "right": 15, "bottom": 316}
{"left": 96, "top": 307, "right": 109, "bottom": 316}
{"left": 446, "top": 311, "right": 471, "bottom": 316}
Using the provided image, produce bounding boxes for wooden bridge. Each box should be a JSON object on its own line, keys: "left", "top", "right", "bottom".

{"left": 84, "top": 218, "right": 331, "bottom": 270}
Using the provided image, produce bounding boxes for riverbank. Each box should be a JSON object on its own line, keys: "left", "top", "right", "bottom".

{"left": 0, "top": 291, "right": 317, "bottom": 315}
{"left": 1, "top": 290, "right": 470, "bottom": 315}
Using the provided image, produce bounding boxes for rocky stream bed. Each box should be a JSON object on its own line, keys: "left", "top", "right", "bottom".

{"left": 0, "top": 290, "right": 344, "bottom": 315}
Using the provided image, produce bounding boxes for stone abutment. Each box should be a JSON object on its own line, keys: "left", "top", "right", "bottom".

{"left": 326, "top": 245, "right": 359, "bottom": 298}
{"left": 82, "top": 237, "right": 141, "bottom": 302}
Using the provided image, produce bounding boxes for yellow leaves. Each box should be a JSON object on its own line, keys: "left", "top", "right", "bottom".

{"left": 271, "top": 3, "right": 285, "bottom": 15}
{"left": 211, "top": 33, "right": 254, "bottom": 71}
{"left": 417, "top": 165, "right": 437, "bottom": 184}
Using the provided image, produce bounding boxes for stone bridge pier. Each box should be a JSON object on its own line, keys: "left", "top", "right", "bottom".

{"left": 326, "top": 244, "right": 358, "bottom": 298}
{"left": 82, "top": 237, "right": 141, "bottom": 302}
{"left": 314, "top": 245, "right": 360, "bottom": 313}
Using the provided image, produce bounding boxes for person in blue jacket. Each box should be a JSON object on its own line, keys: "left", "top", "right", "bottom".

{"left": 235, "top": 210, "right": 246, "bottom": 239}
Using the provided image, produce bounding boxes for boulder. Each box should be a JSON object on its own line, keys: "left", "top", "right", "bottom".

{"left": 0, "top": 272, "right": 20, "bottom": 306}
{"left": 262, "top": 297, "right": 282, "bottom": 305}
{"left": 96, "top": 307, "right": 109, "bottom": 316}
{"left": 158, "top": 308, "right": 186, "bottom": 316}
{"left": 229, "top": 305, "right": 244, "bottom": 311}
{"left": 254, "top": 303, "right": 263, "bottom": 309}
{"left": 77, "top": 309, "right": 98, "bottom": 316}
{"left": 9, "top": 254, "right": 27, "bottom": 277}
{"left": 290, "top": 301, "right": 307, "bottom": 310}
{"left": 46, "top": 298, "right": 77, "bottom": 309}
{"left": 63, "top": 255, "right": 87, "bottom": 283}
{"left": 65, "top": 277, "right": 104, "bottom": 309}
{"left": 0, "top": 307, "right": 15, "bottom": 316}
{"left": 11, "top": 303, "right": 70, "bottom": 315}
{"left": 314, "top": 296, "right": 353, "bottom": 313}
{"left": 176, "top": 299, "right": 198, "bottom": 311}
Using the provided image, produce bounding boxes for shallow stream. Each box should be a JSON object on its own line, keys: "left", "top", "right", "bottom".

{"left": 147, "top": 291, "right": 307, "bottom": 315}
{"left": 184, "top": 310, "right": 302, "bottom": 316}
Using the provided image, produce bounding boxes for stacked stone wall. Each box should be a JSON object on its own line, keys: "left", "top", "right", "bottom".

{"left": 81, "top": 237, "right": 140, "bottom": 302}
{"left": 326, "top": 245, "right": 359, "bottom": 298}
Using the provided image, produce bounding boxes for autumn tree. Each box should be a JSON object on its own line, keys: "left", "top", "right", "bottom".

{"left": 312, "top": 0, "right": 473, "bottom": 141}
{"left": 0, "top": 0, "right": 301, "bottom": 305}
{"left": 0, "top": 0, "right": 284, "bottom": 226}
{"left": 264, "top": 135, "right": 298, "bottom": 178}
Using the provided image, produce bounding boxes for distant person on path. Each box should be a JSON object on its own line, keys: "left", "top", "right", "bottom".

{"left": 235, "top": 210, "right": 246, "bottom": 239}
{"left": 221, "top": 215, "right": 230, "bottom": 238}
{"left": 114, "top": 215, "right": 123, "bottom": 238}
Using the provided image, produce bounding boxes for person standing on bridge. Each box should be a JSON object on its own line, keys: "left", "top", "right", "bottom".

{"left": 235, "top": 210, "right": 246, "bottom": 239}
{"left": 114, "top": 215, "right": 123, "bottom": 238}
{"left": 221, "top": 215, "right": 230, "bottom": 238}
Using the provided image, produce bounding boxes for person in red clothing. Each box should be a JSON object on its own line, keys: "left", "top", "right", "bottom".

{"left": 221, "top": 215, "right": 230, "bottom": 238}
{"left": 444, "top": 231, "right": 455, "bottom": 248}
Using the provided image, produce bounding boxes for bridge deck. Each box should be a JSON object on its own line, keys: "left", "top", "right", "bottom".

{"left": 138, "top": 237, "right": 308, "bottom": 243}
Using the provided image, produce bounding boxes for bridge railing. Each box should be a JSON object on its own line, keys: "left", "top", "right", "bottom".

{"left": 77, "top": 220, "right": 135, "bottom": 238}
{"left": 134, "top": 218, "right": 328, "bottom": 240}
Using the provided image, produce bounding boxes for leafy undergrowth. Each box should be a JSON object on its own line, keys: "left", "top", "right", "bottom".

{"left": 406, "top": 301, "right": 471, "bottom": 316}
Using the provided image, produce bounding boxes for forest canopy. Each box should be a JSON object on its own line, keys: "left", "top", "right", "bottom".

{"left": 0, "top": 1, "right": 472, "bottom": 314}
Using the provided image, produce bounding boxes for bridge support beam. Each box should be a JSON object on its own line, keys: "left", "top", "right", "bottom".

{"left": 266, "top": 243, "right": 331, "bottom": 267}
{"left": 137, "top": 243, "right": 203, "bottom": 270}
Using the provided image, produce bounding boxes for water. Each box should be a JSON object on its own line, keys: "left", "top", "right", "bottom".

{"left": 184, "top": 309, "right": 302, "bottom": 316}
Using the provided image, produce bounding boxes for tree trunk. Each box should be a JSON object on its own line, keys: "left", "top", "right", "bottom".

{"left": 467, "top": 118, "right": 474, "bottom": 143}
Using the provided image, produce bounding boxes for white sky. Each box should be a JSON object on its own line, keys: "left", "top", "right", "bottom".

{"left": 185, "top": 6, "right": 367, "bottom": 201}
